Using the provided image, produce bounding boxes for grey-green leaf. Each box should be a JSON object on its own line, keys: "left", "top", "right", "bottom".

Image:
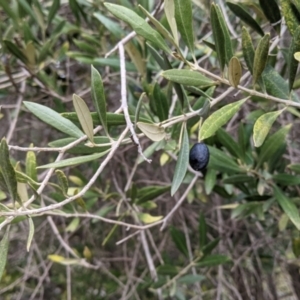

{"left": 0, "top": 226, "right": 9, "bottom": 281}
{"left": 200, "top": 98, "right": 247, "bottom": 140}
{"left": 256, "top": 124, "right": 292, "bottom": 168}
{"left": 37, "top": 150, "right": 110, "bottom": 169}
{"left": 210, "top": 3, "right": 233, "bottom": 71}
{"left": 72, "top": 94, "right": 94, "bottom": 143}
{"left": 171, "top": 124, "right": 189, "bottom": 196}
{"left": 0, "top": 138, "right": 19, "bottom": 203}
{"left": 259, "top": 0, "right": 281, "bottom": 33}
{"left": 288, "top": 26, "right": 300, "bottom": 91}
{"left": 91, "top": 66, "right": 107, "bottom": 134}
{"left": 174, "top": 0, "right": 194, "bottom": 55}
{"left": 253, "top": 109, "right": 284, "bottom": 147}
{"left": 227, "top": 1, "right": 264, "bottom": 36}
{"left": 104, "top": 2, "right": 171, "bottom": 53}
{"left": 280, "top": 0, "right": 300, "bottom": 36}
{"left": 242, "top": 26, "right": 255, "bottom": 73}
{"left": 161, "top": 69, "right": 214, "bottom": 87}
{"left": 23, "top": 102, "right": 84, "bottom": 138}
{"left": 48, "top": 0, "right": 60, "bottom": 25}
{"left": 228, "top": 56, "right": 242, "bottom": 88}
{"left": 274, "top": 185, "right": 300, "bottom": 230}
{"left": 253, "top": 33, "right": 270, "bottom": 84}
{"left": 26, "top": 217, "right": 34, "bottom": 252}
{"left": 55, "top": 169, "right": 69, "bottom": 196}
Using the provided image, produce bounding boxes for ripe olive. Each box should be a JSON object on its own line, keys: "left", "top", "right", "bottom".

{"left": 189, "top": 142, "right": 210, "bottom": 172}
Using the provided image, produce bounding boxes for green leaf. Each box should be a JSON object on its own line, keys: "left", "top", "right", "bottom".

{"left": 259, "top": 0, "right": 281, "bottom": 33}
{"left": 242, "top": 26, "right": 255, "bottom": 73}
{"left": 0, "top": 226, "right": 9, "bottom": 281}
{"left": 223, "top": 174, "right": 256, "bottom": 184}
{"left": 37, "top": 150, "right": 110, "bottom": 169}
{"left": 3, "top": 40, "right": 27, "bottom": 63}
{"left": 253, "top": 109, "right": 284, "bottom": 147}
{"left": 274, "top": 185, "right": 300, "bottom": 230}
{"left": 152, "top": 83, "right": 169, "bottom": 121}
{"left": 199, "top": 98, "right": 247, "bottom": 140}
{"left": 164, "top": 0, "right": 178, "bottom": 44}
{"left": 281, "top": 0, "right": 300, "bottom": 35}
{"left": 177, "top": 274, "right": 206, "bottom": 284}
{"left": 62, "top": 111, "right": 151, "bottom": 127}
{"left": 199, "top": 213, "right": 207, "bottom": 248}
{"left": 253, "top": 33, "right": 270, "bottom": 84}
{"left": 93, "top": 12, "right": 123, "bottom": 38}
{"left": 197, "top": 254, "right": 230, "bottom": 268}
{"left": 138, "top": 5, "right": 176, "bottom": 48}
{"left": 157, "top": 265, "right": 180, "bottom": 276}
{"left": 171, "top": 124, "right": 189, "bottom": 196}
{"left": 23, "top": 102, "right": 84, "bottom": 139}
{"left": 208, "top": 146, "right": 246, "bottom": 174}
{"left": 26, "top": 217, "right": 34, "bottom": 252}
{"left": 272, "top": 174, "right": 300, "bottom": 186}
{"left": 228, "top": 56, "right": 242, "bottom": 88}
{"left": 91, "top": 66, "right": 107, "bottom": 134}
{"left": 292, "top": 237, "right": 300, "bottom": 258}
{"left": 137, "top": 122, "right": 166, "bottom": 141}
{"left": 227, "top": 1, "right": 264, "bottom": 36}
{"left": 72, "top": 94, "right": 94, "bottom": 143}
{"left": 202, "top": 238, "right": 221, "bottom": 256}
{"left": 26, "top": 147, "right": 37, "bottom": 182}
{"left": 288, "top": 164, "right": 300, "bottom": 173}
{"left": 210, "top": 3, "right": 233, "bottom": 71}
{"left": 138, "top": 213, "right": 163, "bottom": 224}
{"left": 170, "top": 226, "right": 188, "bottom": 257}
{"left": 161, "top": 69, "right": 214, "bottom": 87}
{"left": 66, "top": 217, "right": 80, "bottom": 232}
{"left": 104, "top": 3, "right": 171, "bottom": 53}
{"left": 55, "top": 170, "right": 69, "bottom": 195}
{"left": 216, "top": 128, "right": 242, "bottom": 160}
{"left": 204, "top": 168, "right": 217, "bottom": 195}
{"left": 48, "top": 136, "right": 111, "bottom": 154}
{"left": 0, "top": 0, "right": 18, "bottom": 25}
{"left": 174, "top": 0, "right": 194, "bottom": 55}
{"left": 0, "top": 138, "right": 19, "bottom": 204}
{"left": 48, "top": 0, "right": 60, "bottom": 25}
{"left": 136, "top": 185, "right": 170, "bottom": 204}
{"left": 288, "top": 26, "right": 300, "bottom": 91}
{"left": 256, "top": 124, "right": 292, "bottom": 168}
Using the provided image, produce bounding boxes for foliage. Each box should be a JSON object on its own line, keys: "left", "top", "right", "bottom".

{"left": 0, "top": 0, "right": 300, "bottom": 299}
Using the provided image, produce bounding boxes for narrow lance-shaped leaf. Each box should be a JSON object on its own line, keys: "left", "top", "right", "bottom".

{"left": 55, "top": 170, "right": 69, "bottom": 196}
{"left": 228, "top": 56, "right": 242, "bottom": 88}
{"left": 253, "top": 109, "right": 285, "bottom": 147}
{"left": 256, "top": 124, "right": 292, "bottom": 168}
{"left": 3, "top": 40, "right": 28, "bottom": 63}
{"left": 242, "top": 26, "right": 255, "bottom": 73}
{"left": 91, "top": 66, "right": 107, "bottom": 134}
{"left": 72, "top": 94, "right": 94, "bottom": 143}
{"left": 171, "top": 124, "right": 189, "bottom": 196}
{"left": 199, "top": 98, "right": 247, "bottom": 140}
{"left": 23, "top": 101, "right": 84, "bottom": 138}
{"left": 37, "top": 150, "right": 110, "bottom": 169}
{"left": 199, "top": 213, "right": 207, "bottom": 248}
{"left": 0, "top": 138, "right": 19, "bottom": 204}
{"left": 259, "top": 0, "right": 281, "bottom": 33}
{"left": 48, "top": 0, "right": 60, "bottom": 25}
{"left": 164, "top": 0, "right": 178, "bottom": 44}
{"left": 227, "top": 1, "right": 264, "bottom": 36}
{"left": 26, "top": 217, "right": 34, "bottom": 252}
{"left": 280, "top": 0, "right": 300, "bottom": 36}
{"left": 174, "top": 0, "right": 194, "bottom": 55}
{"left": 153, "top": 83, "right": 169, "bottom": 121}
{"left": 26, "top": 146, "right": 37, "bottom": 182}
{"left": 253, "top": 33, "right": 270, "bottom": 84}
{"left": 288, "top": 26, "right": 300, "bottom": 91}
{"left": 138, "top": 5, "right": 177, "bottom": 50}
{"left": 161, "top": 69, "right": 214, "bottom": 87}
{"left": 211, "top": 3, "right": 233, "bottom": 71}
{"left": 104, "top": 3, "right": 171, "bottom": 53}
{"left": 0, "top": 226, "right": 9, "bottom": 281}
{"left": 274, "top": 185, "right": 300, "bottom": 230}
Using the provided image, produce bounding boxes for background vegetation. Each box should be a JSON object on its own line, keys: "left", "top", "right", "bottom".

{"left": 1, "top": 0, "right": 300, "bottom": 299}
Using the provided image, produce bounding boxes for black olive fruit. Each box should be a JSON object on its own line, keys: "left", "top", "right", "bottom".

{"left": 189, "top": 142, "right": 210, "bottom": 172}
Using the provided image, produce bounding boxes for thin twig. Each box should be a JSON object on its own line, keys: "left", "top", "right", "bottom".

{"left": 118, "top": 43, "right": 151, "bottom": 163}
